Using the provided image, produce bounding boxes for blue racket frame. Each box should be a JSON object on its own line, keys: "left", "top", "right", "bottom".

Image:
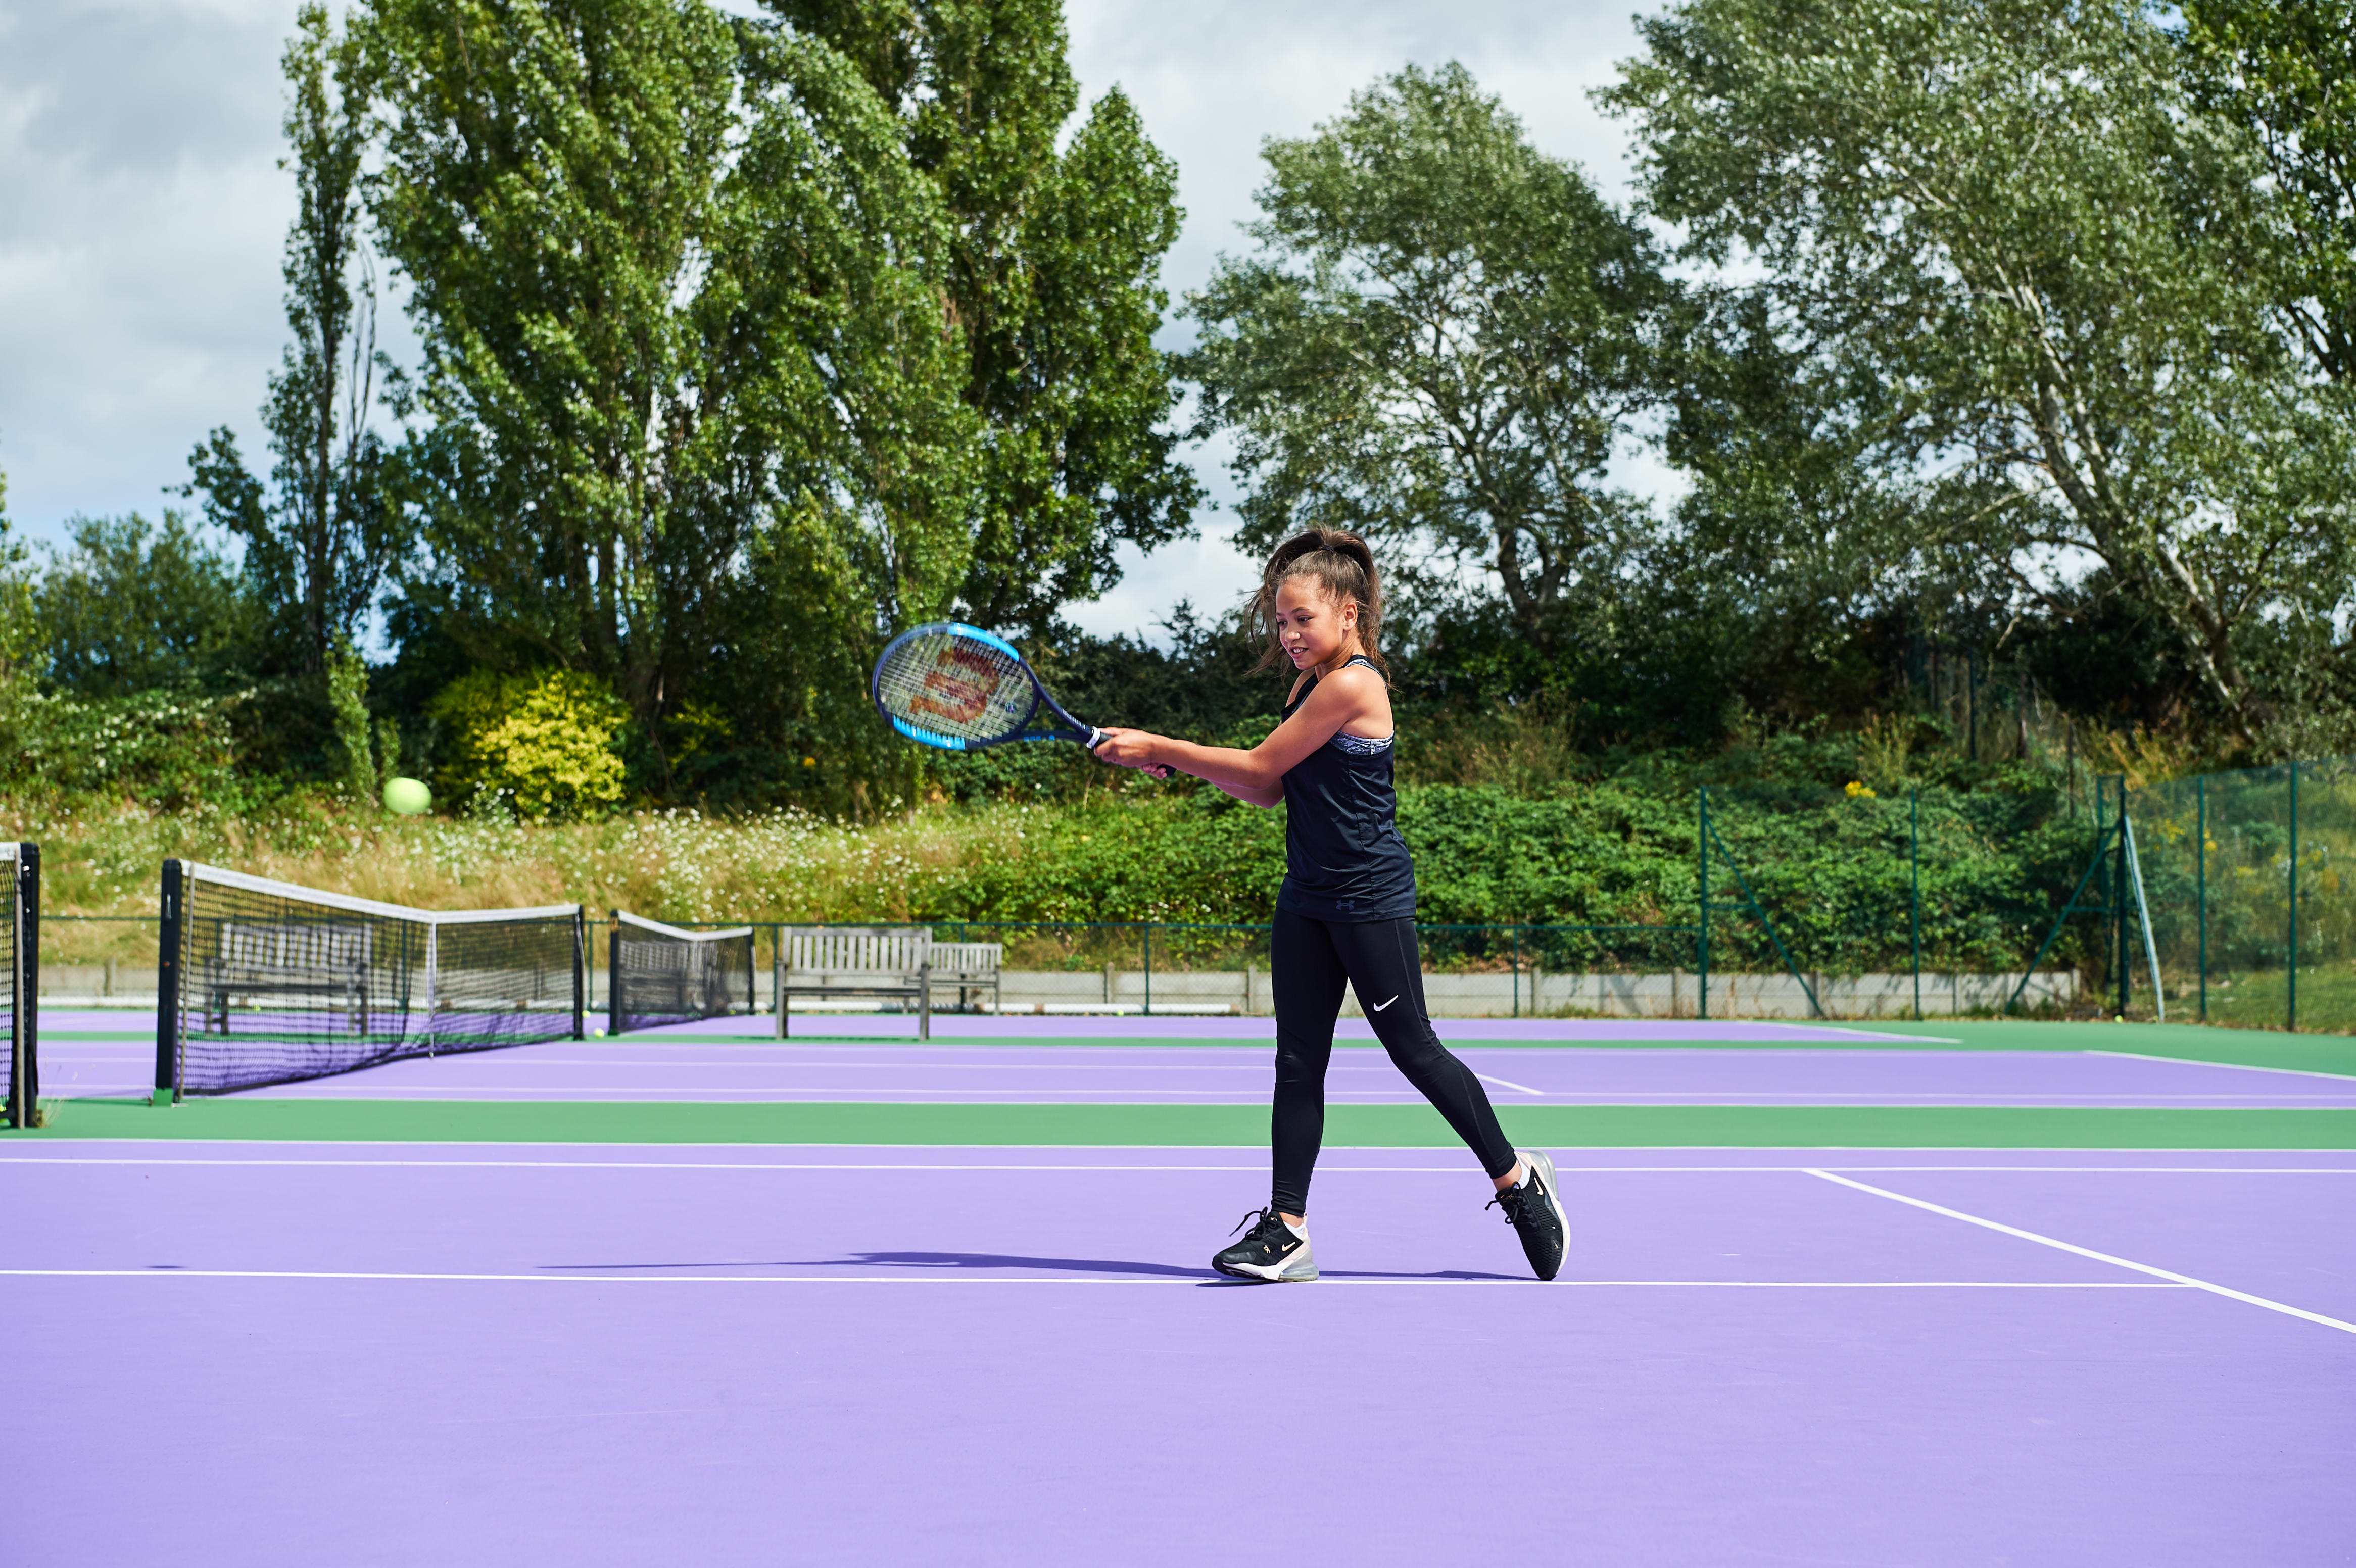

{"left": 871, "top": 622, "right": 1104, "bottom": 752}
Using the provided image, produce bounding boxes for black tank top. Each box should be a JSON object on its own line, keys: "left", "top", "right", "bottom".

{"left": 1276, "top": 655, "right": 1417, "bottom": 922}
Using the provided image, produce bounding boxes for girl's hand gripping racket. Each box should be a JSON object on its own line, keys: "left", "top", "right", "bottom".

{"left": 871, "top": 623, "right": 1106, "bottom": 752}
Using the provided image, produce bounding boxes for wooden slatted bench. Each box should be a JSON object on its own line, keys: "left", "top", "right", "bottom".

{"left": 775, "top": 926, "right": 932, "bottom": 1039}
{"left": 928, "top": 941, "right": 1003, "bottom": 1015}
{"left": 204, "top": 919, "right": 373, "bottom": 1035}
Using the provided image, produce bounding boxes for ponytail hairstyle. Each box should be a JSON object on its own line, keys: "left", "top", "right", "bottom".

{"left": 1250, "top": 528, "right": 1389, "bottom": 680}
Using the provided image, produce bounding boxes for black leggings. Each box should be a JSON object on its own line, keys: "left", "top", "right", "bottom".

{"left": 1269, "top": 909, "right": 1518, "bottom": 1215}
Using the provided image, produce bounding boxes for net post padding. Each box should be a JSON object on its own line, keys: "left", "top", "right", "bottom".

{"left": 166, "top": 861, "right": 584, "bottom": 1095}
{"left": 155, "top": 858, "right": 185, "bottom": 1104}
{"left": 570, "top": 908, "right": 586, "bottom": 1041}
{"left": 1, "top": 843, "right": 15, "bottom": 1128}
{"left": 609, "top": 911, "right": 757, "bottom": 1035}
{"left": 18, "top": 844, "right": 35, "bottom": 1121}
{"left": 3, "top": 842, "right": 30, "bottom": 1128}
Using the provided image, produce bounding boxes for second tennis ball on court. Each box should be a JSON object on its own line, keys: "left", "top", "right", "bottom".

{"left": 382, "top": 777, "right": 433, "bottom": 815}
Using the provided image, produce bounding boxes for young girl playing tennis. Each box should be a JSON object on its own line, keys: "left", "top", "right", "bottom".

{"left": 1093, "top": 529, "right": 1568, "bottom": 1282}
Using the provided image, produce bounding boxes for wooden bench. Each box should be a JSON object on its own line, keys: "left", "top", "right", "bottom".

{"left": 203, "top": 919, "right": 372, "bottom": 1035}
{"left": 775, "top": 927, "right": 932, "bottom": 1039}
{"left": 928, "top": 941, "right": 1003, "bottom": 1014}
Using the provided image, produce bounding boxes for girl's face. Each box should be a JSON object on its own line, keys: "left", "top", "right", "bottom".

{"left": 1272, "top": 577, "right": 1360, "bottom": 671}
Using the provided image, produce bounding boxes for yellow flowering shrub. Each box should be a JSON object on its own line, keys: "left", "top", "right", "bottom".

{"left": 430, "top": 668, "right": 629, "bottom": 819}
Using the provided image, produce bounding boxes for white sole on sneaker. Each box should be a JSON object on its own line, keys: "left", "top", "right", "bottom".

{"left": 1213, "top": 1241, "right": 1319, "bottom": 1283}
{"left": 1519, "top": 1147, "right": 1570, "bottom": 1266}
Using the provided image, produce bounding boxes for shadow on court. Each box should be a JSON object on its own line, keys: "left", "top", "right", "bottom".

{"left": 533, "top": 1250, "right": 1526, "bottom": 1282}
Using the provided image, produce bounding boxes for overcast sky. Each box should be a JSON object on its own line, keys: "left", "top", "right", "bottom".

{"left": 0, "top": 0, "right": 1653, "bottom": 641}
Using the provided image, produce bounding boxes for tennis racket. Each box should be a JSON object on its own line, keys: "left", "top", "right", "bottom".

{"left": 871, "top": 622, "right": 1104, "bottom": 752}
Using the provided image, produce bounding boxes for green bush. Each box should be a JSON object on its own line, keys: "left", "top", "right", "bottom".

{"left": 0, "top": 680, "right": 256, "bottom": 809}
{"left": 430, "top": 668, "right": 630, "bottom": 820}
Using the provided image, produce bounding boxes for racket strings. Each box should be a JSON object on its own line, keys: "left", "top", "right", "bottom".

{"left": 875, "top": 631, "right": 1034, "bottom": 743}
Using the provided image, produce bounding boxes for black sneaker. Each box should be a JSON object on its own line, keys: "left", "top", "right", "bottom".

{"left": 1212, "top": 1207, "right": 1318, "bottom": 1282}
{"left": 1487, "top": 1148, "right": 1568, "bottom": 1280}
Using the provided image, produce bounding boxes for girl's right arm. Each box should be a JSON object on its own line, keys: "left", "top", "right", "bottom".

{"left": 1093, "top": 667, "right": 1376, "bottom": 808}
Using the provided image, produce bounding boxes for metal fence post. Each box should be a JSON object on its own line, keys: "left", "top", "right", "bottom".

{"left": 2120, "top": 777, "right": 2139, "bottom": 1021}
{"left": 1910, "top": 786, "right": 1922, "bottom": 1022}
{"left": 2288, "top": 761, "right": 2299, "bottom": 1033}
{"left": 2196, "top": 776, "right": 2207, "bottom": 1023}
{"left": 1142, "top": 923, "right": 1152, "bottom": 1017}
{"left": 1512, "top": 925, "right": 1521, "bottom": 1019}
{"left": 1697, "top": 788, "right": 1711, "bottom": 1022}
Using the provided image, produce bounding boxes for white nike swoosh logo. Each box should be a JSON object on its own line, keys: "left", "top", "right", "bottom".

{"left": 1372, "top": 995, "right": 1399, "bottom": 1012}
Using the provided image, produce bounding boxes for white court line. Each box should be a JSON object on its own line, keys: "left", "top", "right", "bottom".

{"left": 1472, "top": 1071, "right": 1543, "bottom": 1095}
{"left": 245, "top": 1085, "right": 1389, "bottom": 1095}
{"left": 7, "top": 1156, "right": 2354, "bottom": 1173}
{"left": 464, "top": 1060, "right": 1294, "bottom": 1071}
{"left": 2090, "top": 1050, "right": 2356, "bottom": 1084}
{"left": 0, "top": 1267, "right": 2195, "bottom": 1288}
{"left": 1804, "top": 1168, "right": 2356, "bottom": 1336}
{"left": 15, "top": 1136, "right": 2356, "bottom": 1153}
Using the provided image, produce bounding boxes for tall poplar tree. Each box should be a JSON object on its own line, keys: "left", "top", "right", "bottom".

{"left": 766, "top": 0, "right": 1200, "bottom": 635}
{"left": 184, "top": 3, "right": 399, "bottom": 677}
{"left": 356, "top": 0, "right": 979, "bottom": 778}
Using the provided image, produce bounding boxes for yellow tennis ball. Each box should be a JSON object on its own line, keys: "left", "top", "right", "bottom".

{"left": 382, "top": 776, "right": 434, "bottom": 815}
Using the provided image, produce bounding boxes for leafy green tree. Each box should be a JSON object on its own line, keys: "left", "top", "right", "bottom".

{"left": 1185, "top": 64, "right": 1669, "bottom": 646}
{"left": 357, "top": 0, "right": 979, "bottom": 785}
{"left": 768, "top": 0, "right": 1200, "bottom": 635}
{"left": 1603, "top": 0, "right": 2351, "bottom": 737}
{"left": 31, "top": 513, "right": 263, "bottom": 697}
{"left": 325, "top": 633, "right": 378, "bottom": 802}
{"left": 184, "top": 4, "right": 399, "bottom": 677}
{"left": 0, "top": 470, "right": 33, "bottom": 684}
{"left": 2181, "top": 0, "right": 2356, "bottom": 383}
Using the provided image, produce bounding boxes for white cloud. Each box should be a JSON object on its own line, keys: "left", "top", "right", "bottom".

{"left": 0, "top": 0, "right": 1662, "bottom": 645}
{"left": 0, "top": 1, "right": 308, "bottom": 541}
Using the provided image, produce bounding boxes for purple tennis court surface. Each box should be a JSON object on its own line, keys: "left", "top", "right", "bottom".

{"left": 3, "top": 1143, "right": 2351, "bottom": 1565}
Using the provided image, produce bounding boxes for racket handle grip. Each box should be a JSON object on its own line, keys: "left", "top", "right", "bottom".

{"left": 1085, "top": 728, "right": 1105, "bottom": 751}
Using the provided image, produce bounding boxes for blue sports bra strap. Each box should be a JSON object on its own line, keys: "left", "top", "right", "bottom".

{"left": 1340, "top": 654, "right": 1377, "bottom": 672}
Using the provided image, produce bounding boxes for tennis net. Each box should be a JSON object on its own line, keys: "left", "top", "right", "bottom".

{"left": 609, "top": 912, "right": 756, "bottom": 1034}
{"left": 3, "top": 842, "right": 35, "bottom": 1128}
{"left": 155, "top": 860, "right": 585, "bottom": 1097}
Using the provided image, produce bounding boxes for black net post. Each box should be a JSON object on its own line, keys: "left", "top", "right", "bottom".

{"left": 2, "top": 845, "right": 16, "bottom": 1131}
{"left": 606, "top": 914, "right": 621, "bottom": 1038}
{"left": 155, "top": 858, "right": 184, "bottom": 1105}
{"left": 4, "top": 843, "right": 31, "bottom": 1129}
{"left": 19, "top": 844, "right": 36, "bottom": 1120}
{"left": 571, "top": 906, "right": 587, "bottom": 1040}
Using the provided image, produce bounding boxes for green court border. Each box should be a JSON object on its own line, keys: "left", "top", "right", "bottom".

{"left": 11, "top": 1098, "right": 2355, "bottom": 1149}
{"left": 34, "top": 1017, "right": 2356, "bottom": 1074}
